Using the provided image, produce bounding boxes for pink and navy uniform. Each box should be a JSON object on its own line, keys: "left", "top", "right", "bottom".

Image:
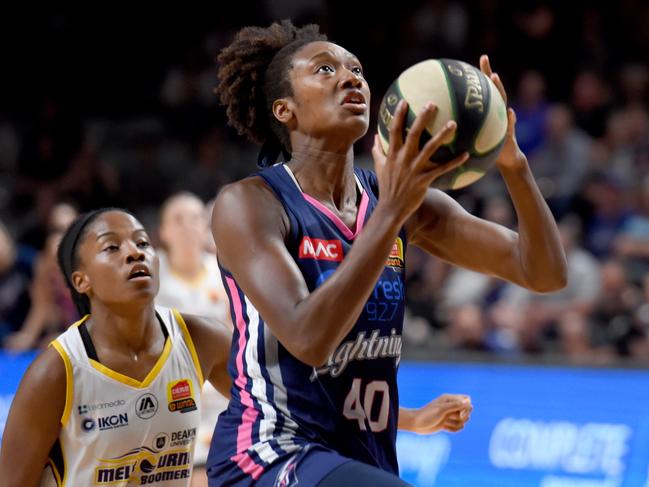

{"left": 207, "top": 164, "right": 407, "bottom": 486}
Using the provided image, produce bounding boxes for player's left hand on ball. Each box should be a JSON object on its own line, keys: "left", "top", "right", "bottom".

{"left": 411, "top": 394, "right": 473, "bottom": 434}
{"left": 479, "top": 54, "right": 526, "bottom": 170}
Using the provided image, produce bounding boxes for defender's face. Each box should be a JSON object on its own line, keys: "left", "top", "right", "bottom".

{"left": 74, "top": 211, "right": 160, "bottom": 308}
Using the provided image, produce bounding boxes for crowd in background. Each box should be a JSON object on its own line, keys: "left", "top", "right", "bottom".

{"left": 1, "top": 1, "right": 648, "bottom": 364}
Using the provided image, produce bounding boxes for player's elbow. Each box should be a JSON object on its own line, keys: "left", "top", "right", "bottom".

{"left": 526, "top": 267, "right": 568, "bottom": 293}
{"left": 292, "top": 343, "right": 330, "bottom": 368}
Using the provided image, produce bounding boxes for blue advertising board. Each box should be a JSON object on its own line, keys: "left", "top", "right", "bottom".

{"left": 1, "top": 353, "right": 648, "bottom": 486}
{"left": 396, "top": 362, "right": 649, "bottom": 487}
{"left": 0, "top": 351, "right": 36, "bottom": 442}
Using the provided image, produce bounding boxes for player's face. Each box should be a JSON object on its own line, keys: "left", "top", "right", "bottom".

{"left": 285, "top": 41, "right": 370, "bottom": 143}
{"left": 74, "top": 211, "right": 160, "bottom": 308}
{"left": 159, "top": 195, "right": 207, "bottom": 253}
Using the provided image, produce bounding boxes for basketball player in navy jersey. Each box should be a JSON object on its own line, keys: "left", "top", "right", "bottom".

{"left": 207, "top": 21, "right": 566, "bottom": 486}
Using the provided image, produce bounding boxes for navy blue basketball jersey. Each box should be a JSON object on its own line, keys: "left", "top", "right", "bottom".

{"left": 207, "top": 164, "right": 407, "bottom": 485}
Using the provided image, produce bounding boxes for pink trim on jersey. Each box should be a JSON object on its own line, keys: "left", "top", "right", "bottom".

{"left": 225, "top": 276, "right": 264, "bottom": 477}
{"left": 232, "top": 452, "right": 265, "bottom": 480}
{"left": 302, "top": 191, "right": 370, "bottom": 240}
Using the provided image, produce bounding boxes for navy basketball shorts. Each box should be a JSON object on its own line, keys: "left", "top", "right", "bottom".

{"left": 207, "top": 443, "right": 411, "bottom": 486}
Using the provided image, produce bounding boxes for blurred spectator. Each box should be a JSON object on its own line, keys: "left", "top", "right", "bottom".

{"left": 614, "top": 177, "right": 649, "bottom": 285}
{"left": 513, "top": 70, "right": 549, "bottom": 156}
{"left": 490, "top": 216, "right": 601, "bottom": 357}
{"left": 618, "top": 63, "right": 649, "bottom": 108}
{"left": 154, "top": 191, "right": 230, "bottom": 487}
{"left": 530, "top": 104, "right": 593, "bottom": 217}
{"left": 571, "top": 70, "right": 613, "bottom": 138}
{"left": 582, "top": 173, "right": 632, "bottom": 258}
{"left": 589, "top": 259, "right": 645, "bottom": 359}
{"left": 155, "top": 192, "right": 229, "bottom": 321}
{"left": 409, "top": 0, "right": 469, "bottom": 60}
{"left": 12, "top": 98, "right": 83, "bottom": 220}
{"left": 3, "top": 203, "right": 78, "bottom": 351}
{"left": 0, "top": 221, "right": 35, "bottom": 342}
{"left": 631, "top": 274, "right": 649, "bottom": 357}
{"left": 440, "top": 197, "right": 517, "bottom": 352}
{"left": 177, "top": 128, "right": 226, "bottom": 201}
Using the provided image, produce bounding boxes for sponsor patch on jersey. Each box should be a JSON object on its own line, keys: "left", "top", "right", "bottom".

{"left": 170, "top": 427, "right": 197, "bottom": 447}
{"left": 94, "top": 413, "right": 129, "bottom": 431}
{"left": 82, "top": 417, "right": 96, "bottom": 432}
{"left": 167, "top": 379, "right": 197, "bottom": 414}
{"left": 135, "top": 393, "right": 159, "bottom": 420}
{"left": 386, "top": 237, "right": 404, "bottom": 269}
{"left": 298, "top": 236, "right": 343, "bottom": 262}
{"left": 77, "top": 399, "right": 125, "bottom": 415}
{"left": 95, "top": 446, "right": 192, "bottom": 484}
{"left": 153, "top": 433, "right": 169, "bottom": 451}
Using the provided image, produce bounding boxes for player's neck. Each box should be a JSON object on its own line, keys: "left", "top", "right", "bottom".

{"left": 289, "top": 145, "right": 357, "bottom": 211}
{"left": 87, "top": 301, "right": 159, "bottom": 355}
{"left": 167, "top": 248, "right": 204, "bottom": 282}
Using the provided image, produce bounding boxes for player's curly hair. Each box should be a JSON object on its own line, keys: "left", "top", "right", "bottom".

{"left": 216, "top": 20, "right": 327, "bottom": 154}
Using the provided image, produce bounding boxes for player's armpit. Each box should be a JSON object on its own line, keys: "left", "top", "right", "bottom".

{"left": 181, "top": 312, "right": 233, "bottom": 398}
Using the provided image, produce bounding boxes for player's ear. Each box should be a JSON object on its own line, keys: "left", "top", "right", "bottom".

{"left": 272, "top": 98, "right": 295, "bottom": 126}
{"left": 72, "top": 270, "right": 91, "bottom": 295}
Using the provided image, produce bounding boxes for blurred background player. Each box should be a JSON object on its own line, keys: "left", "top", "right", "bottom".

{"left": 4, "top": 202, "right": 78, "bottom": 351}
{"left": 155, "top": 191, "right": 231, "bottom": 486}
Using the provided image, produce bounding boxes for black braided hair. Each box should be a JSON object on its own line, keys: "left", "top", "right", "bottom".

{"left": 57, "top": 208, "right": 132, "bottom": 316}
{"left": 216, "top": 20, "right": 327, "bottom": 165}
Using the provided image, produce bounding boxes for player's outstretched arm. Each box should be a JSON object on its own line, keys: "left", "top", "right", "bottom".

{"left": 0, "top": 347, "right": 66, "bottom": 487}
{"left": 181, "top": 313, "right": 233, "bottom": 398}
{"left": 399, "top": 394, "right": 473, "bottom": 434}
{"left": 213, "top": 103, "right": 467, "bottom": 368}
{"left": 407, "top": 56, "right": 567, "bottom": 293}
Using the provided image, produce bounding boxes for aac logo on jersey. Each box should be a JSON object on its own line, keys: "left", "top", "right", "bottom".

{"left": 135, "top": 393, "right": 159, "bottom": 420}
{"left": 299, "top": 237, "right": 343, "bottom": 262}
{"left": 167, "top": 379, "right": 197, "bottom": 414}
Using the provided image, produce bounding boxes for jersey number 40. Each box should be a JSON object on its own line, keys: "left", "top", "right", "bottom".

{"left": 343, "top": 379, "right": 390, "bottom": 432}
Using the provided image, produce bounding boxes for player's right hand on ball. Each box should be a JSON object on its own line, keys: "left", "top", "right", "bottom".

{"left": 372, "top": 100, "right": 468, "bottom": 224}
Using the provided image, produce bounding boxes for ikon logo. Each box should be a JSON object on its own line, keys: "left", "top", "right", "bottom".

{"left": 299, "top": 237, "right": 343, "bottom": 262}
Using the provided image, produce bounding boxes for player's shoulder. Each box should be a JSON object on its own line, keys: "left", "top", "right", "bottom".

{"left": 212, "top": 175, "right": 288, "bottom": 239}
{"left": 215, "top": 175, "right": 280, "bottom": 210}
{"left": 20, "top": 345, "right": 68, "bottom": 398}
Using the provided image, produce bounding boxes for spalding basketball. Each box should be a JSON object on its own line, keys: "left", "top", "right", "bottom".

{"left": 378, "top": 59, "right": 507, "bottom": 190}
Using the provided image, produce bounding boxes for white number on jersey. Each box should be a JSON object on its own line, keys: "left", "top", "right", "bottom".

{"left": 343, "top": 379, "right": 390, "bottom": 432}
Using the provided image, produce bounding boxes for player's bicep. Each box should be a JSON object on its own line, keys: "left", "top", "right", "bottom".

{"left": 0, "top": 347, "right": 66, "bottom": 487}
{"left": 409, "top": 188, "right": 526, "bottom": 284}
{"left": 212, "top": 181, "right": 311, "bottom": 341}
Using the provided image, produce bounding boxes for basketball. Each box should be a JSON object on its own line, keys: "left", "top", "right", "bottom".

{"left": 378, "top": 59, "right": 508, "bottom": 190}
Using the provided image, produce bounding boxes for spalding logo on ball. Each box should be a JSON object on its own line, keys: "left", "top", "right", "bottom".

{"left": 378, "top": 59, "right": 507, "bottom": 190}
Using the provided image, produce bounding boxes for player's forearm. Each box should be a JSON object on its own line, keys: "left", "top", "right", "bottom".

{"left": 397, "top": 407, "right": 418, "bottom": 432}
{"left": 500, "top": 158, "right": 567, "bottom": 292}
